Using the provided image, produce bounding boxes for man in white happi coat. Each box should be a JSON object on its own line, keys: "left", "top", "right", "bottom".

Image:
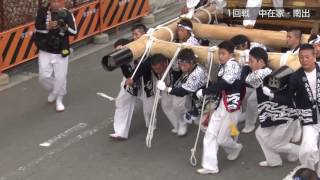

{"left": 110, "top": 25, "right": 155, "bottom": 139}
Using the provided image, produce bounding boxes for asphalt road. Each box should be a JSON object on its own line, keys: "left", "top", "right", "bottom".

{"left": 0, "top": 8, "right": 298, "bottom": 180}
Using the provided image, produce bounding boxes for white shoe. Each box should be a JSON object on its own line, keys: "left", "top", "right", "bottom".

{"left": 109, "top": 133, "right": 127, "bottom": 140}
{"left": 171, "top": 128, "right": 177, "bottom": 134}
{"left": 56, "top": 96, "right": 65, "bottom": 112}
{"left": 241, "top": 126, "right": 255, "bottom": 134}
{"left": 196, "top": 168, "right": 219, "bottom": 174}
{"left": 258, "top": 161, "right": 282, "bottom": 167}
{"left": 177, "top": 124, "right": 187, "bottom": 136}
{"left": 227, "top": 144, "right": 243, "bottom": 160}
{"left": 48, "top": 92, "right": 57, "bottom": 103}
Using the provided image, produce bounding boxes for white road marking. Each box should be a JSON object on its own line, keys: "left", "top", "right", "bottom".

{"left": 96, "top": 92, "right": 116, "bottom": 101}
{"left": 0, "top": 121, "right": 112, "bottom": 180}
{"left": 39, "top": 123, "right": 88, "bottom": 147}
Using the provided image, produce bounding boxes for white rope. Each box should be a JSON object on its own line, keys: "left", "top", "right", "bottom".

{"left": 192, "top": 16, "right": 202, "bottom": 23}
{"left": 151, "top": 16, "right": 179, "bottom": 42}
{"left": 146, "top": 90, "right": 161, "bottom": 148}
{"left": 196, "top": 8, "right": 212, "bottom": 24}
{"left": 189, "top": 47, "right": 215, "bottom": 166}
{"left": 130, "top": 35, "right": 154, "bottom": 79}
{"left": 160, "top": 46, "right": 182, "bottom": 82}
{"left": 96, "top": 92, "right": 116, "bottom": 101}
{"left": 213, "top": 10, "right": 219, "bottom": 24}
{"left": 146, "top": 46, "right": 182, "bottom": 148}
{"left": 156, "top": 26, "right": 175, "bottom": 42}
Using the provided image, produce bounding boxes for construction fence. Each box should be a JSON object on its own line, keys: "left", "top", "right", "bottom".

{"left": 0, "top": 0, "right": 149, "bottom": 71}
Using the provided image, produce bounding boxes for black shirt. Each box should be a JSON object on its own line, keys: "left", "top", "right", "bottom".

{"left": 35, "top": 6, "right": 77, "bottom": 55}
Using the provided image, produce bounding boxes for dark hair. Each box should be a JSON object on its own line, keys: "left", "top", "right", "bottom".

{"left": 300, "top": 43, "right": 315, "bottom": 52}
{"left": 230, "top": 35, "right": 251, "bottom": 49}
{"left": 249, "top": 47, "right": 268, "bottom": 65}
{"left": 293, "top": 168, "right": 319, "bottom": 180}
{"left": 308, "top": 34, "right": 319, "bottom": 43}
{"left": 177, "top": 48, "right": 196, "bottom": 63}
{"left": 218, "top": 41, "right": 235, "bottom": 54}
{"left": 113, "top": 38, "right": 131, "bottom": 48}
{"left": 178, "top": 18, "right": 193, "bottom": 29}
{"left": 131, "top": 24, "right": 147, "bottom": 33}
{"left": 288, "top": 28, "right": 302, "bottom": 39}
{"left": 150, "top": 54, "right": 168, "bottom": 65}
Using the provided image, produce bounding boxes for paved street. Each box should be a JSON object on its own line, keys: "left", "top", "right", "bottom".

{"left": 0, "top": 41, "right": 299, "bottom": 180}
{"left": 0, "top": 8, "right": 298, "bottom": 180}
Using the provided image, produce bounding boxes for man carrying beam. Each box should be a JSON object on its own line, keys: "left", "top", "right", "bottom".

{"left": 156, "top": 49, "right": 208, "bottom": 136}
{"left": 309, "top": 35, "right": 320, "bottom": 62}
{"left": 109, "top": 24, "right": 156, "bottom": 140}
{"left": 195, "top": 41, "right": 243, "bottom": 174}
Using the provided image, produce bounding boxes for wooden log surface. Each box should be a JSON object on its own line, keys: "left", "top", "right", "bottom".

{"left": 192, "top": 23, "right": 310, "bottom": 49}
{"left": 126, "top": 5, "right": 218, "bottom": 60}
{"left": 126, "top": 16, "right": 310, "bottom": 62}
{"left": 149, "top": 39, "right": 301, "bottom": 70}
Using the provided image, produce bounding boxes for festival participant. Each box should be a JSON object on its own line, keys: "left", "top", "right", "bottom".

{"left": 230, "top": 34, "right": 266, "bottom": 133}
{"left": 265, "top": 44, "right": 320, "bottom": 173}
{"left": 35, "top": 0, "right": 77, "bottom": 112}
{"left": 127, "top": 54, "right": 182, "bottom": 134}
{"left": 109, "top": 24, "right": 155, "bottom": 139}
{"left": 309, "top": 35, "right": 320, "bottom": 62}
{"left": 176, "top": 18, "right": 200, "bottom": 46}
{"left": 245, "top": 47, "right": 299, "bottom": 167}
{"left": 157, "top": 49, "right": 208, "bottom": 136}
{"left": 196, "top": 41, "right": 243, "bottom": 174}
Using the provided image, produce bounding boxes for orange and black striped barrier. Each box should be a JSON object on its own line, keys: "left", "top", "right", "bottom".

{"left": 70, "top": 1, "right": 100, "bottom": 43}
{"left": 100, "top": 0, "right": 149, "bottom": 31}
{"left": 0, "top": 23, "right": 38, "bottom": 71}
{"left": 0, "top": 0, "right": 149, "bottom": 71}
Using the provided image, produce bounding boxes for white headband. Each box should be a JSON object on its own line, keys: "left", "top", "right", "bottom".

{"left": 177, "top": 24, "right": 193, "bottom": 32}
{"left": 309, "top": 35, "right": 320, "bottom": 45}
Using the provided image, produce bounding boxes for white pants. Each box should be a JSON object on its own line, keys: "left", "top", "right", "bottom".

{"left": 299, "top": 125, "right": 320, "bottom": 171}
{"left": 255, "top": 121, "right": 300, "bottom": 166}
{"left": 160, "top": 93, "right": 191, "bottom": 131}
{"left": 38, "top": 50, "right": 68, "bottom": 96}
{"left": 202, "top": 100, "right": 241, "bottom": 170}
{"left": 239, "top": 87, "right": 258, "bottom": 129}
{"left": 113, "top": 78, "right": 154, "bottom": 138}
{"left": 243, "top": 0, "right": 283, "bottom": 27}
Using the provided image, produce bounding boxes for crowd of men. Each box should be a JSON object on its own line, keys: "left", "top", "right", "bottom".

{"left": 108, "top": 5, "right": 320, "bottom": 180}
{"left": 33, "top": 0, "right": 320, "bottom": 179}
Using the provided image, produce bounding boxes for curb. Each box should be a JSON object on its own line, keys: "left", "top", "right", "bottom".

{"left": 0, "top": 73, "right": 9, "bottom": 86}
{"left": 0, "top": 2, "right": 184, "bottom": 92}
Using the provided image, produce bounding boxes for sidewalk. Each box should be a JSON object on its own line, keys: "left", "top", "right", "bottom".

{"left": 0, "top": 2, "right": 184, "bottom": 92}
